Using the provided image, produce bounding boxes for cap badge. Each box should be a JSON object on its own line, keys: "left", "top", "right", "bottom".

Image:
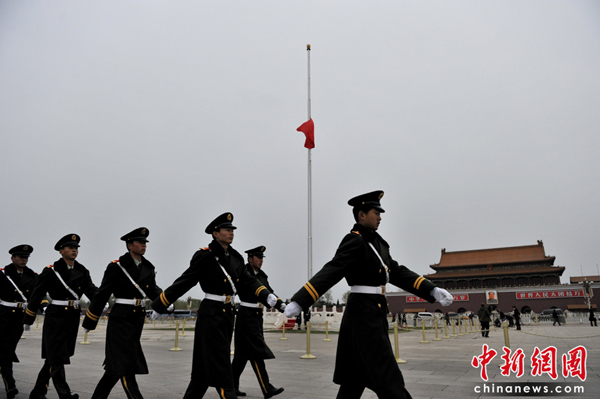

{"left": 227, "top": 214, "right": 232, "bottom": 221}
{"left": 71, "top": 234, "right": 77, "bottom": 240}
{"left": 142, "top": 228, "right": 147, "bottom": 235}
{"left": 261, "top": 246, "right": 265, "bottom": 252}
{"left": 24, "top": 245, "right": 29, "bottom": 250}
{"left": 378, "top": 192, "right": 384, "bottom": 200}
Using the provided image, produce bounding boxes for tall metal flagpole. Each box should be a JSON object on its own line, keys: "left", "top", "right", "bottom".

{"left": 307, "top": 44, "right": 313, "bottom": 280}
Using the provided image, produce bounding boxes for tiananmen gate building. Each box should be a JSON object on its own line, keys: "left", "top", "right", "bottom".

{"left": 386, "top": 241, "right": 598, "bottom": 315}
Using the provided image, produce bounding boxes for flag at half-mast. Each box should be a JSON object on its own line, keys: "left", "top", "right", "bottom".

{"left": 296, "top": 118, "right": 315, "bottom": 149}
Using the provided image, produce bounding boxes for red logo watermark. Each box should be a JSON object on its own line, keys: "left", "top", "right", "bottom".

{"left": 472, "top": 345, "right": 587, "bottom": 382}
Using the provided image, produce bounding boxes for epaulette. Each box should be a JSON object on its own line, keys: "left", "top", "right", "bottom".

{"left": 111, "top": 260, "right": 119, "bottom": 263}
{"left": 0, "top": 268, "right": 3, "bottom": 271}
{"left": 351, "top": 230, "right": 361, "bottom": 235}
{"left": 200, "top": 247, "right": 210, "bottom": 251}
{"left": 46, "top": 265, "right": 53, "bottom": 268}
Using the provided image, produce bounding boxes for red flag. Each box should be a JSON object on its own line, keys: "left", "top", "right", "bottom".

{"left": 296, "top": 118, "right": 315, "bottom": 149}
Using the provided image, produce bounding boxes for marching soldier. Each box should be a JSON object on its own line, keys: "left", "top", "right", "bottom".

{"left": 231, "top": 246, "right": 284, "bottom": 398}
{"left": 82, "top": 227, "right": 165, "bottom": 399}
{"left": 151, "top": 213, "right": 285, "bottom": 399}
{"left": 285, "top": 191, "right": 453, "bottom": 399}
{"left": 1, "top": 245, "right": 39, "bottom": 399}
{"left": 24, "top": 234, "right": 98, "bottom": 399}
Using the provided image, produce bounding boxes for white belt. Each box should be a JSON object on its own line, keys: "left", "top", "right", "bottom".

{"left": 350, "top": 285, "right": 386, "bottom": 295}
{"left": 205, "top": 293, "right": 235, "bottom": 304}
{"left": 49, "top": 298, "right": 80, "bottom": 307}
{"left": 240, "top": 301, "right": 263, "bottom": 308}
{"left": 0, "top": 300, "right": 27, "bottom": 308}
{"left": 114, "top": 298, "right": 146, "bottom": 306}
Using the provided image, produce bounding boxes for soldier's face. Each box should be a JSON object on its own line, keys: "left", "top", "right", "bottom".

{"left": 59, "top": 246, "right": 79, "bottom": 261}
{"left": 11, "top": 255, "right": 29, "bottom": 269}
{"left": 249, "top": 255, "right": 263, "bottom": 269}
{"left": 214, "top": 228, "right": 234, "bottom": 246}
{"left": 360, "top": 209, "right": 381, "bottom": 231}
{"left": 128, "top": 240, "right": 147, "bottom": 257}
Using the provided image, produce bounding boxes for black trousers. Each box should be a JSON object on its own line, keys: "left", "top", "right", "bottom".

{"left": 231, "top": 357, "right": 274, "bottom": 396}
{"left": 1, "top": 361, "right": 15, "bottom": 391}
{"left": 183, "top": 380, "right": 237, "bottom": 399}
{"left": 91, "top": 372, "right": 143, "bottom": 399}
{"left": 30, "top": 360, "right": 72, "bottom": 399}
{"left": 480, "top": 322, "right": 490, "bottom": 337}
{"left": 336, "top": 382, "right": 412, "bottom": 399}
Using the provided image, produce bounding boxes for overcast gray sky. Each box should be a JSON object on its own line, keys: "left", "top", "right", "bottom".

{"left": 1, "top": 1, "right": 599, "bottom": 303}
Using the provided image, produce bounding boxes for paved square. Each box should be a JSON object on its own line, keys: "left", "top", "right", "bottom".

{"left": 12, "top": 319, "right": 599, "bottom": 398}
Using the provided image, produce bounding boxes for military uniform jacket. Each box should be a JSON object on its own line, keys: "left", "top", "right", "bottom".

{"left": 24, "top": 258, "right": 98, "bottom": 363}
{"left": 82, "top": 253, "right": 162, "bottom": 374}
{"left": 291, "top": 223, "right": 437, "bottom": 389}
{"left": 1, "top": 264, "right": 38, "bottom": 362}
{"left": 151, "top": 240, "right": 272, "bottom": 388}
{"left": 234, "top": 264, "right": 277, "bottom": 360}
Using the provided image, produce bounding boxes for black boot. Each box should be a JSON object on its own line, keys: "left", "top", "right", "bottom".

{"left": 235, "top": 388, "right": 247, "bottom": 396}
{"left": 264, "top": 386, "right": 284, "bottom": 398}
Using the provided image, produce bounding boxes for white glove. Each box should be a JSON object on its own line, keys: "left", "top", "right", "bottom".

{"left": 167, "top": 304, "right": 174, "bottom": 313}
{"left": 23, "top": 324, "right": 31, "bottom": 332}
{"left": 431, "top": 287, "right": 453, "bottom": 306}
{"left": 285, "top": 301, "right": 302, "bottom": 318}
{"left": 83, "top": 328, "right": 90, "bottom": 333}
{"left": 150, "top": 310, "right": 161, "bottom": 321}
{"left": 103, "top": 303, "right": 109, "bottom": 311}
{"left": 267, "top": 293, "right": 278, "bottom": 307}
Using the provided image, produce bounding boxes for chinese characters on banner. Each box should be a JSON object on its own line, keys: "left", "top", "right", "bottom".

{"left": 515, "top": 290, "right": 584, "bottom": 300}
{"left": 406, "top": 294, "right": 469, "bottom": 303}
{"left": 472, "top": 344, "right": 587, "bottom": 382}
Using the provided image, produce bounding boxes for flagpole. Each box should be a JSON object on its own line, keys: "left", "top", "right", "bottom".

{"left": 306, "top": 44, "right": 313, "bottom": 280}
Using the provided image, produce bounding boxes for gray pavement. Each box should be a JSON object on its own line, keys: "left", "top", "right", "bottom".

{"left": 8, "top": 319, "right": 600, "bottom": 399}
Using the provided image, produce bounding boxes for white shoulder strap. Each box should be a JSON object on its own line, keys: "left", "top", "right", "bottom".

{"left": 368, "top": 242, "right": 389, "bottom": 283}
{"left": 114, "top": 261, "right": 147, "bottom": 299}
{"left": 51, "top": 267, "right": 80, "bottom": 300}
{"left": 211, "top": 251, "right": 237, "bottom": 296}
{"left": 2, "top": 270, "right": 28, "bottom": 302}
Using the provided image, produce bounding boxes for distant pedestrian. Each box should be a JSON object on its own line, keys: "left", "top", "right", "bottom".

{"left": 303, "top": 308, "right": 311, "bottom": 329}
{"left": 552, "top": 309, "right": 561, "bottom": 326}
{"left": 477, "top": 304, "right": 491, "bottom": 337}
{"left": 512, "top": 306, "right": 521, "bottom": 330}
{"left": 589, "top": 308, "right": 597, "bottom": 327}
{"left": 445, "top": 312, "right": 450, "bottom": 326}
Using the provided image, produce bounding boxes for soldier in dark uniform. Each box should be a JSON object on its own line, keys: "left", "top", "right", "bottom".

{"left": 1, "top": 245, "right": 38, "bottom": 399}
{"left": 285, "top": 191, "right": 454, "bottom": 399}
{"left": 151, "top": 213, "right": 285, "bottom": 399}
{"left": 231, "top": 246, "right": 284, "bottom": 398}
{"left": 82, "top": 227, "right": 164, "bottom": 399}
{"left": 24, "top": 234, "right": 98, "bottom": 399}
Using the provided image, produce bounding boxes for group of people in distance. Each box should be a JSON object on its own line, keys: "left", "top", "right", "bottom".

{"left": 1, "top": 190, "right": 454, "bottom": 399}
